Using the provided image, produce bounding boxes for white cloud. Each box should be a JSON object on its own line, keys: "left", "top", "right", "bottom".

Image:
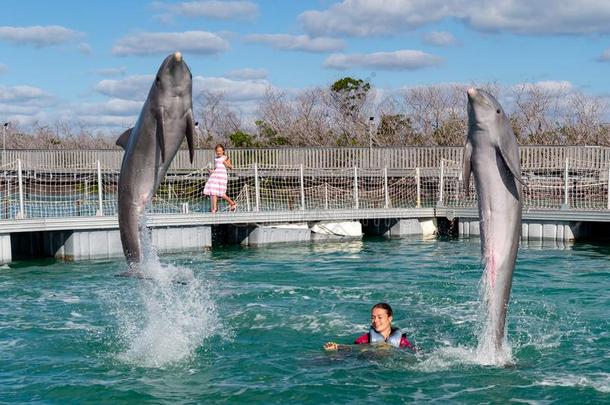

{"left": 0, "top": 85, "right": 50, "bottom": 102}
{"left": 112, "top": 31, "right": 229, "bottom": 56}
{"left": 94, "top": 67, "right": 128, "bottom": 77}
{"left": 299, "top": 0, "right": 449, "bottom": 37}
{"left": 153, "top": 0, "right": 258, "bottom": 20}
{"left": 423, "top": 31, "right": 457, "bottom": 47}
{"left": 77, "top": 99, "right": 143, "bottom": 117}
{"left": 300, "top": 0, "right": 610, "bottom": 36}
{"left": 94, "top": 75, "right": 154, "bottom": 101}
{"left": 78, "top": 42, "right": 92, "bottom": 54}
{"left": 225, "top": 68, "right": 268, "bottom": 80}
{"left": 597, "top": 48, "right": 610, "bottom": 62}
{"left": 0, "top": 25, "right": 82, "bottom": 47}
{"left": 243, "top": 34, "right": 345, "bottom": 52}
{"left": 193, "top": 76, "right": 271, "bottom": 101}
{"left": 514, "top": 80, "right": 574, "bottom": 94}
{"left": 324, "top": 50, "right": 443, "bottom": 70}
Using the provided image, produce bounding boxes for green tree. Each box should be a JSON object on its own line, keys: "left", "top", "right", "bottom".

{"left": 330, "top": 77, "right": 371, "bottom": 118}
{"left": 255, "top": 120, "right": 290, "bottom": 146}
{"left": 229, "top": 131, "right": 256, "bottom": 147}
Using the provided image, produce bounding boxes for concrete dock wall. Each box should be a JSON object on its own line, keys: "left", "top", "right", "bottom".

{"left": 458, "top": 218, "right": 593, "bottom": 241}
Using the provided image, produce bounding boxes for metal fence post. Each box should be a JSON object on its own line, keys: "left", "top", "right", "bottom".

{"left": 254, "top": 163, "right": 260, "bottom": 212}
{"left": 96, "top": 160, "right": 103, "bottom": 216}
{"left": 416, "top": 167, "right": 421, "bottom": 208}
{"left": 384, "top": 166, "right": 389, "bottom": 208}
{"left": 354, "top": 166, "right": 359, "bottom": 209}
{"left": 324, "top": 183, "right": 329, "bottom": 210}
{"left": 561, "top": 157, "right": 569, "bottom": 210}
{"left": 300, "top": 164, "right": 305, "bottom": 210}
{"left": 607, "top": 166, "right": 610, "bottom": 210}
{"left": 437, "top": 160, "right": 444, "bottom": 207}
{"left": 16, "top": 159, "right": 24, "bottom": 219}
{"left": 245, "top": 184, "right": 251, "bottom": 212}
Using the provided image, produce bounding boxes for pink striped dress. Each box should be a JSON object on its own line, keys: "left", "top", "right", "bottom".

{"left": 203, "top": 155, "right": 228, "bottom": 196}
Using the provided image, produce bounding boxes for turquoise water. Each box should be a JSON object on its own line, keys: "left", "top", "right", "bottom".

{"left": 1, "top": 237, "right": 609, "bottom": 404}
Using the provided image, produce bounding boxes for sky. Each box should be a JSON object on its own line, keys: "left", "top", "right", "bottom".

{"left": 1, "top": 0, "right": 610, "bottom": 134}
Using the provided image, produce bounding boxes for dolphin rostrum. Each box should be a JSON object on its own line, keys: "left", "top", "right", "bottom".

{"left": 117, "top": 52, "right": 195, "bottom": 266}
{"left": 463, "top": 88, "right": 524, "bottom": 355}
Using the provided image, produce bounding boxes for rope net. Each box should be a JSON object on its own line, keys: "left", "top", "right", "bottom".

{"left": 0, "top": 158, "right": 608, "bottom": 219}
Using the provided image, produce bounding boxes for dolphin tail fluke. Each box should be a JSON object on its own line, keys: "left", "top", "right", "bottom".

{"left": 463, "top": 141, "right": 472, "bottom": 197}
{"left": 116, "top": 128, "right": 133, "bottom": 149}
{"left": 156, "top": 107, "right": 166, "bottom": 163}
{"left": 185, "top": 109, "right": 195, "bottom": 164}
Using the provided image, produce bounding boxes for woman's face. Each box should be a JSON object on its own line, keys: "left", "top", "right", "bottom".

{"left": 215, "top": 147, "right": 224, "bottom": 156}
{"left": 371, "top": 308, "right": 392, "bottom": 333}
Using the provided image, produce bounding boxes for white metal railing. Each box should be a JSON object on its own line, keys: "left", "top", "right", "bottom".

{"left": 0, "top": 156, "right": 609, "bottom": 221}
{"left": 2, "top": 146, "right": 609, "bottom": 171}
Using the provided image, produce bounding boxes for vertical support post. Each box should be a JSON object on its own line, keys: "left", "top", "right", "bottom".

{"left": 245, "top": 184, "right": 251, "bottom": 212}
{"left": 300, "top": 164, "right": 305, "bottom": 211}
{"left": 561, "top": 157, "right": 569, "bottom": 210}
{"left": 606, "top": 166, "right": 610, "bottom": 210}
{"left": 96, "top": 160, "right": 103, "bottom": 216}
{"left": 17, "top": 159, "right": 24, "bottom": 219}
{"left": 354, "top": 166, "right": 359, "bottom": 209}
{"left": 383, "top": 166, "right": 389, "bottom": 208}
{"left": 437, "top": 160, "right": 444, "bottom": 207}
{"left": 416, "top": 167, "right": 421, "bottom": 208}
{"left": 324, "top": 183, "right": 329, "bottom": 210}
{"left": 254, "top": 163, "right": 260, "bottom": 212}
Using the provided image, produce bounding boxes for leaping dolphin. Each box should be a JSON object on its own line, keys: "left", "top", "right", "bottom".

{"left": 117, "top": 52, "right": 195, "bottom": 266}
{"left": 463, "top": 88, "right": 524, "bottom": 354}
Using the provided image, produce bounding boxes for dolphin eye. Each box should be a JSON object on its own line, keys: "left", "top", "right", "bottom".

{"left": 155, "top": 76, "right": 161, "bottom": 84}
{"left": 496, "top": 109, "right": 501, "bottom": 114}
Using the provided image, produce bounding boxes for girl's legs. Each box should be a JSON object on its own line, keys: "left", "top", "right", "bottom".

{"left": 211, "top": 195, "right": 218, "bottom": 213}
{"left": 221, "top": 194, "right": 236, "bottom": 211}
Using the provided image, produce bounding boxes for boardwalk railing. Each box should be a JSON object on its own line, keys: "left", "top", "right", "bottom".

{"left": 3, "top": 146, "right": 610, "bottom": 171}
{"left": 1, "top": 152, "right": 609, "bottom": 220}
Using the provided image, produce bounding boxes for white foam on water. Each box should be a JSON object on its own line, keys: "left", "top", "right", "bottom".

{"left": 536, "top": 373, "right": 610, "bottom": 393}
{"left": 114, "top": 226, "right": 222, "bottom": 368}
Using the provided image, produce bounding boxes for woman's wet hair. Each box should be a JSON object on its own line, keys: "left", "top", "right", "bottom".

{"left": 371, "top": 302, "right": 393, "bottom": 317}
{"left": 215, "top": 144, "right": 225, "bottom": 152}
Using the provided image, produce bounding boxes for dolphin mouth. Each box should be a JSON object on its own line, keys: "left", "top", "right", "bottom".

{"left": 467, "top": 88, "right": 496, "bottom": 111}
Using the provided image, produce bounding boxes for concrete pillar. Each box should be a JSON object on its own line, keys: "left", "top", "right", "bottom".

{"left": 0, "top": 234, "right": 11, "bottom": 265}
{"left": 363, "top": 218, "right": 431, "bottom": 238}
{"left": 247, "top": 225, "right": 311, "bottom": 246}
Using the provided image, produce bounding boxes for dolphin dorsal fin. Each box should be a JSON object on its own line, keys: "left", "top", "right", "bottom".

{"left": 185, "top": 109, "right": 195, "bottom": 164}
{"left": 495, "top": 128, "right": 525, "bottom": 186}
{"left": 116, "top": 128, "right": 133, "bottom": 149}
{"left": 156, "top": 108, "right": 166, "bottom": 163}
{"left": 463, "top": 141, "right": 472, "bottom": 197}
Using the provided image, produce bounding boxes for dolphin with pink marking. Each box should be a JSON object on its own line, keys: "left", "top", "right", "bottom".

{"left": 463, "top": 88, "right": 524, "bottom": 354}
{"left": 116, "top": 52, "right": 195, "bottom": 266}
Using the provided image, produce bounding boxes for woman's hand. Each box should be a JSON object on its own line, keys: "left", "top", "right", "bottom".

{"left": 324, "top": 342, "right": 339, "bottom": 351}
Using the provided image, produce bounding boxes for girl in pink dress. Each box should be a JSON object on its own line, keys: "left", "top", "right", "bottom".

{"left": 203, "top": 144, "right": 236, "bottom": 213}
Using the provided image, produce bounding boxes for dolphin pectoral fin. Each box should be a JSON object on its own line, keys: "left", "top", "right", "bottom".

{"left": 156, "top": 107, "right": 166, "bottom": 163}
{"left": 463, "top": 141, "right": 473, "bottom": 197}
{"left": 185, "top": 110, "right": 195, "bottom": 164}
{"left": 497, "top": 143, "right": 525, "bottom": 186}
{"left": 116, "top": 128, "right": 133, "bottom": 149}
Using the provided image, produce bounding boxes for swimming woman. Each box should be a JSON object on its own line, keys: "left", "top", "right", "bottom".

{"left": 324, "top": 303, "right": 415, "bottom": 351}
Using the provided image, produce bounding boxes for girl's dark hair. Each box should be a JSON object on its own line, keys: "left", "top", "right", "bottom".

{"left": 214, "top": 144, "right": 225, "bottom": 152}
{"left": 371, "top": 302, "right": 393, "bottom": 317}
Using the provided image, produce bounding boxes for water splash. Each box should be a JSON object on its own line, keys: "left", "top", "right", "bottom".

{"left": 113, "top": 225, "right": 221, "bottom": 368}
{"left": 474, "top": 267, "right": 513, "bottom": 366}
